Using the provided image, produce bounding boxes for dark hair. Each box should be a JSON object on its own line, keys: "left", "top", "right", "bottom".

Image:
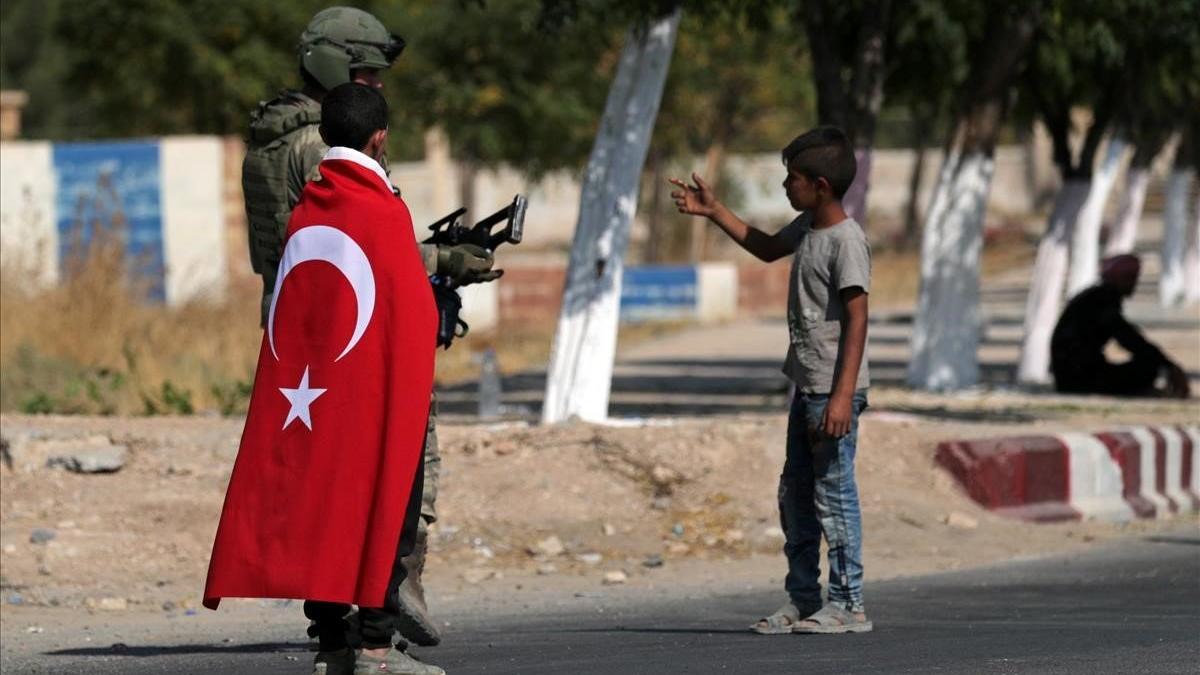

{"left": 781, "top": 126, "right": 857, "bottom": 198}
{"left": 320, "top": 82, "right": 388, "bottom": 150}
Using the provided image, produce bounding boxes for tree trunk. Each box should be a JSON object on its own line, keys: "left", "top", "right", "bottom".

{"left": 1067, "top": 137, "right": 1127, "bottom": 296}
{"left": 906, "top": 144, "right": 994, "bottom": 390}
{"left": 1104, "top": 159, "right": 1151, "bottom": 256}
{"left": 1160, "top": 167, "right": 1195, "bottom": 307}
{"left": 1016, "top": 86, "right": 1115, "bottom": 385}
{"left": 644, "top": 151, "right": 664, "bottom": 263}
{"left": 901, "top": 116, "right": 934, "bottom": 249}
{"left": 1016, "top": 179, "right": 1091, "bottom": 384}
{"left": 843, "top": 147, "right": 873, "bottom": 224}
{"left": 457, "top": 158, "right": 477, "bottom": 226}
{"left": 541, "top": 12, "right": 680, "bottom": 424}
{"left": 1185, "top": 192, "right": 1200, "bottom": 305}
{"left": 689, "top": 139, "right": 725, "bottom": 262}
{"left": 800, "top": 0, "right": 890, "bottom": 226}
{"left": 906, "top": 6, "right": 1037, "bottom": 390}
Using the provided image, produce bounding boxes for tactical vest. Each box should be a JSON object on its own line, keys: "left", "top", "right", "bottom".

{"left": 242, "top": 90, "right": 324, "bottom": 326}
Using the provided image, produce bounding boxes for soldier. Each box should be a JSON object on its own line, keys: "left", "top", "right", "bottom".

{"left": 242, "top": 7, "right": 489, "bottom": 674}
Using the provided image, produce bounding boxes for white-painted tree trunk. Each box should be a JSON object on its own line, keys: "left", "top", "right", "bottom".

{"left": 1068, "top": 138, "right": 1127, "bottom": 296}
{"left": 1017, "top": 179, "right": 1091, "bottom": 384}
{"left": 541, "top": 13, "right": 680, "bottom": 424}
{"left": 1103, "top": 165, "right": 1150, "bottom": 256}
{"left": 906, "top": 149, "right": 995, "bottom": 390}
{"left": 843, "top": 146, "right": 873, "bottom": 225}
{"left": 1185, "top": 193, "right": 1200, "bottom": 305}
{"left": 1160, "top": 168, "right": 1196, "bottom": 307}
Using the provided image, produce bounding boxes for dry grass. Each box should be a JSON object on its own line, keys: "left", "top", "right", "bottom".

{"left": 1, "top": 238, "right": 262, "bottom": 415}
{"left": 868, "top": 234, "right": 1035, "bottom": 310}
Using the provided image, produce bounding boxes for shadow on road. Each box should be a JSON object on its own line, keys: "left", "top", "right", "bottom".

{"left": 45, "top": 641, "right": 307, "bottom": 658}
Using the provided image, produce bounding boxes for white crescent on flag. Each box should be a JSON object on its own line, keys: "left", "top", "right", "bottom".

{"left": 267, "top": 225, "right": 376, "bottom": 363}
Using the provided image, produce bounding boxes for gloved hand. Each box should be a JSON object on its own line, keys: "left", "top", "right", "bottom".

{"left": 435, "top": 243, "right": 503, "bottom": 285}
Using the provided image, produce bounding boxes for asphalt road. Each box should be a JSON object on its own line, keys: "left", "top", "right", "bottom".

{"left": 12, "top": 532, "right": 1199, "bottom": 674}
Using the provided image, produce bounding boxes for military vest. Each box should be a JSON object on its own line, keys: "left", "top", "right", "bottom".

{"left": 242, "top": 90, "right": 325, "bottom": 326}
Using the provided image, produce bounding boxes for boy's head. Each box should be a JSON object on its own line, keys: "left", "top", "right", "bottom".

{"left": 319, "top": 82, "right": 389, "bottom": 161}
{"left": 781, "top": 126, "right": 856, "bottom": 211}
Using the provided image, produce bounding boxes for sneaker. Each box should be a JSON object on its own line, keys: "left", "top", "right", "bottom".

{"left": 354, "top": 646, "right": 445, "bottom": 674}
{"left": 313, "top": 647, "right": 356, "bottom": 675}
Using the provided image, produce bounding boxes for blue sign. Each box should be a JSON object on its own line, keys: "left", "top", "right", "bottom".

{"left": 620, "top": 265, "right": 697, "bottom": 321}
{"left": 53, "top": 141, "right": 165, "bottom": 300}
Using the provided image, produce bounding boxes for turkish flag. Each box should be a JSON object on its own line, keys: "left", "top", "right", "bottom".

{"left": 204, "top": 148, "right": 436, "bottom": 610}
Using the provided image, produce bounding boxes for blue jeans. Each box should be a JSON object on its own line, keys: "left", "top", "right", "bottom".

{"left": 779, "top": 391, "right": 868, "bottom": 613}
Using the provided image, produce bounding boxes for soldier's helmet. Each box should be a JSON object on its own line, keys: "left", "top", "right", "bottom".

{"left": 298, "top": 7, "right": 405, "bottom": 91}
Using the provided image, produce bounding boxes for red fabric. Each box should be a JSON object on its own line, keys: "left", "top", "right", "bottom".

{"left": 204, "top": 157, "right": 436, "bottom": 610}
{"left": 1101, "top": 254, "right": 1140, "bottom": 287}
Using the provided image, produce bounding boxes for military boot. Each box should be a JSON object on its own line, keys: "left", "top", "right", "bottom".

{"left": 394, "top": 523, "right": 440, "bottom": 646}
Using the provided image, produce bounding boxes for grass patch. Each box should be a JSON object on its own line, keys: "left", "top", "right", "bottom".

{"left": 1, "top": 237, "right": 262, "bottom": 416}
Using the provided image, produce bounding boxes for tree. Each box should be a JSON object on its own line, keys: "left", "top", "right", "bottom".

{"left": 792, "top": 0, "right": 893, "bottom": 225}
{"left": 1161, "top": 122, "right": 1199, "bottom": 307}
{"left": 542, "top": 8, "right": 681, "bottom": 423}
{"left": 0, "top": 0, "right": 74, "bottom": 138}
{"left": 382, "top": 0, "right": 615, "bottom": 174}
{"left": 52, "top": 0, "right": 336, "bottom": 137}
{"left": 1016, "top": 0, "right": 1145, "bottom": 384}
{"left": 885, "top": 0, "right": 972, "bottom": 248}
{"left": 647, "top": 7, "right": 814, "bottom": 262}
{"left": 1104, "top": 0, "right": 1200, "bottom": 258}
{"left": 906, "top": 0, "right": 1039, "bottom": 390}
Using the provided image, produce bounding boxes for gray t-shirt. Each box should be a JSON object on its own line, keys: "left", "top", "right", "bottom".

{"left": 779, "top": 213, "right": 871, "bottom": 393}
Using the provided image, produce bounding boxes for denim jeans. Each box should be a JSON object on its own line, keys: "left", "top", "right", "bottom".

{"left": 779, "top": 390, "right": 868, "bottom": 613}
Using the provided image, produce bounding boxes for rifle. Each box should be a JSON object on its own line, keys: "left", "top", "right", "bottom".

{"left": 425, "top": 194, "right": 527, "bottom": 348}
{"left": 425, "top": 193, "right": 526, "bottom": 253}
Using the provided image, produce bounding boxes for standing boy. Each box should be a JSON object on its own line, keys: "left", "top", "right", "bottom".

{"left": 670, "top": 126, "right": 872, "bottom": 634}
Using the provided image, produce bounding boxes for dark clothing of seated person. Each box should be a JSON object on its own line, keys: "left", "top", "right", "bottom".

{"left": 1051, "top": 254, "right": 1190, "bottom": 399}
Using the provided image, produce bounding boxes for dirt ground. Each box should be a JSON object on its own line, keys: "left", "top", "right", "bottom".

{"left": 2, "top": 390, "right": 1197, "bottom": 631}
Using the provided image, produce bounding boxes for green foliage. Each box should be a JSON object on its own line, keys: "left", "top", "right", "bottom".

{"left": 211, "top": 379, "right": 253, "bottom": 416}
{"left": 1113, "top": 0, "right": 1200, "bottom": 148}
{"left": 52, "top": 0, "right": 338, "bottom": 137}
{"left": 655, "top": 8, "right": 814, "bottom": 158}
{"left": 1, "top": 343, "right": 125, "bottom": 415}
{"left": 0, "top": 0, "right": 73, "bottom": 137}
{"left": 141, "top": 380, "right": 195, "bottom": 415}
{"left": 379, "top": 0, "right": 618, "bottom": 174}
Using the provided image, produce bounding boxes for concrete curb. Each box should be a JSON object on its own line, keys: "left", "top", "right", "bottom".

{"left": 936, "top": 425, "right": 1200, "bottom": 522}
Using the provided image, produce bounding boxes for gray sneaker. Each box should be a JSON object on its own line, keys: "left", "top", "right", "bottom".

{"left": 354, "top": 646, "right": 445, "bottom": 675}
{"left": 313, "top": 647, "right": 355, "bottom": 675}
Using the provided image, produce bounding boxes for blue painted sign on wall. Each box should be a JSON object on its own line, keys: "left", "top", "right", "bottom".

{"left": 620, "top": 265, "right": 697, "bottom": 321}
{"left": 52, "top": 141, "right": 165, "bottom": 300}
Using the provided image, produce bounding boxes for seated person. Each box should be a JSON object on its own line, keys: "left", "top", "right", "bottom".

{"left": 1051, "top": 254, "right": 1190, "bottom": 398}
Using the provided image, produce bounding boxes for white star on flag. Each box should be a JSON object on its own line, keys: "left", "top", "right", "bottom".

{"left": 280, "top": 366, "right": 327, "bottom": 430}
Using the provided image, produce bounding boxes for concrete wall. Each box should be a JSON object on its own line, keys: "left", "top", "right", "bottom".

{"left": 5, "top": 126, "right": 1178, "bottom": 323}
{"left": 1, "top": 137, "right": 225, "bottom": 304}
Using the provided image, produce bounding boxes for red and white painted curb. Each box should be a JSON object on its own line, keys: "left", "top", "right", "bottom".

{"left": 936, "top": 425, "right": 1200, "bottom": 522}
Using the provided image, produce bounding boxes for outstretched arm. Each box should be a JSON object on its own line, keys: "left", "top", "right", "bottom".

{"left": 668, "top": 173, "right": 793, "bottom": 263}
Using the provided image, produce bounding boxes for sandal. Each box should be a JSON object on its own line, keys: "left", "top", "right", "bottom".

{"left": 750, "top": 602, "right": 818, "bottom": 635}
{"left": 792, "top": 603, "right": 873, "bottom": 634}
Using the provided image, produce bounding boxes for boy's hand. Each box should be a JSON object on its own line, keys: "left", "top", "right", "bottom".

{"left": 822, "top": 394, "right": 853, "bottom": 439}
{"left": 668, "top": 173, "right": 719, "bottom": 218}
